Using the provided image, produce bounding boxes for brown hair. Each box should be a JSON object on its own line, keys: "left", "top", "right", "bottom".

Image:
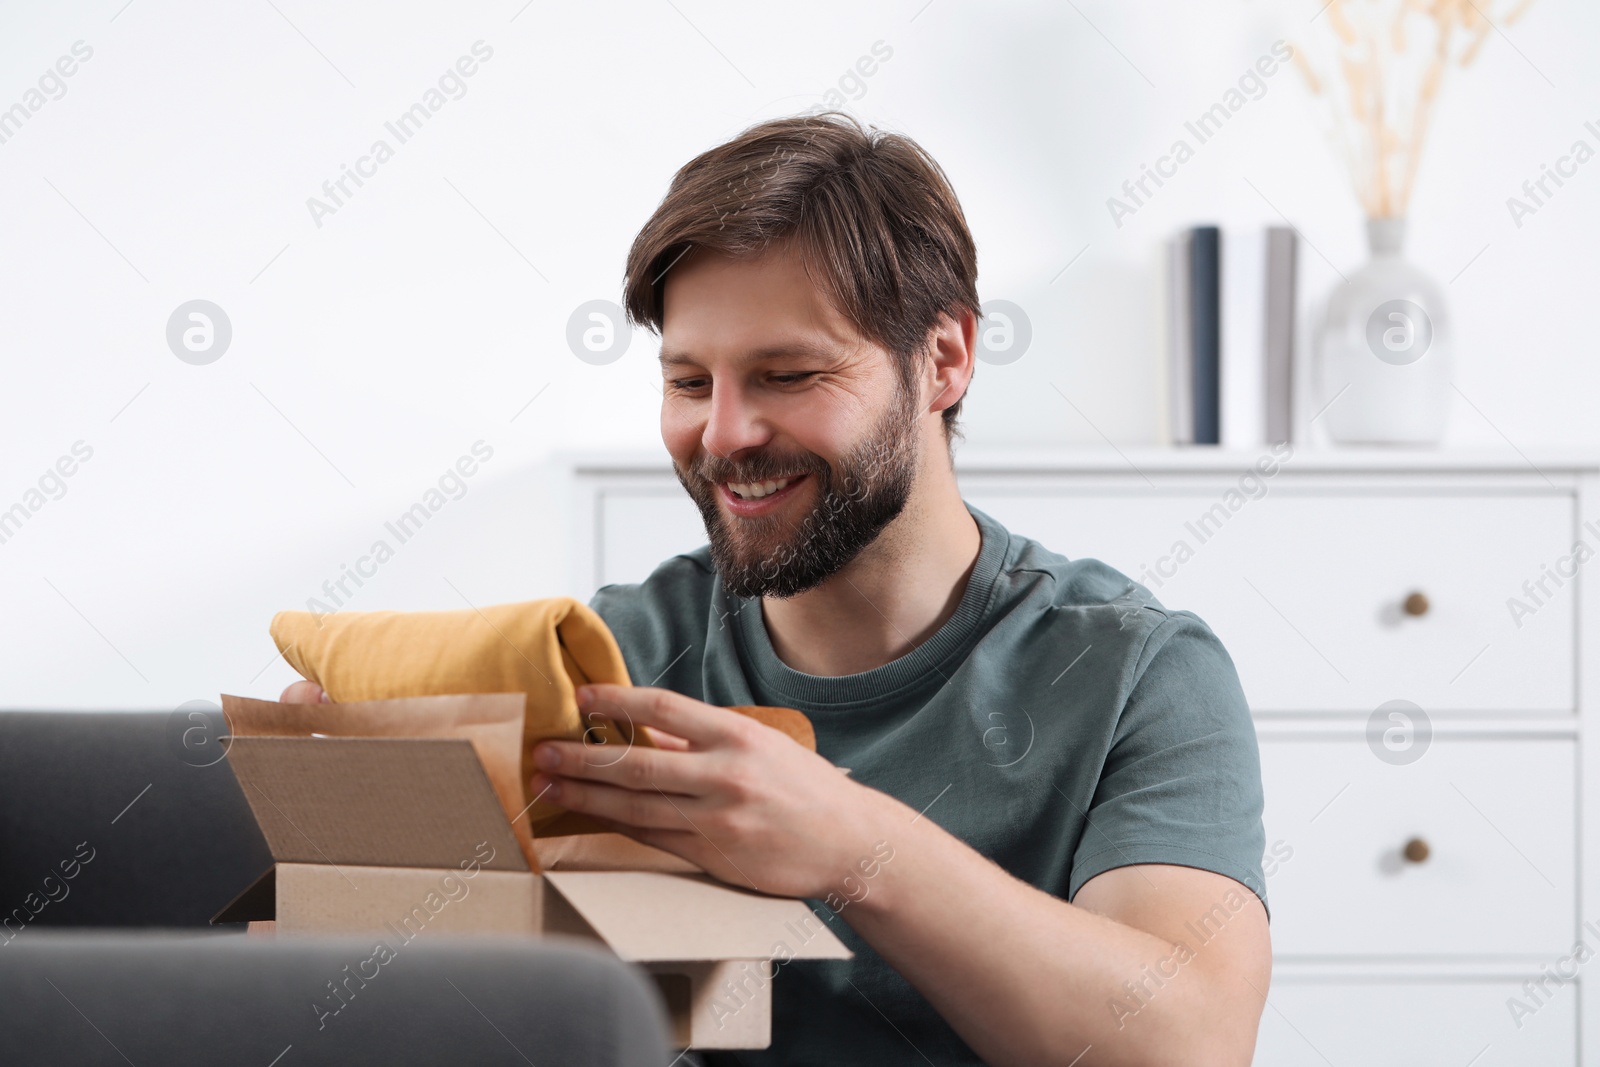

{"left": 622, "top": 110, "right": 980, "bottom": 439}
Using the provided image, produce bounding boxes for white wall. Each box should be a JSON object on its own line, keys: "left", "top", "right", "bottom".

{"left": 1, "top": 0, "right": 1594, "bottom": 708}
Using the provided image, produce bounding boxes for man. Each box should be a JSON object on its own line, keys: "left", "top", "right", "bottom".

{"left": 287, "top": 112, "right": 1270, "bottom": 1066}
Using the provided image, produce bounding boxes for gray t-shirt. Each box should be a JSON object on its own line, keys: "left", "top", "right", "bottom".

{"left": 589, "top": 501, "right": 1267, "bottom": 1066}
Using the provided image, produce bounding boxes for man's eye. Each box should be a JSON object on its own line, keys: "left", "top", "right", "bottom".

{"left": 772, "top": 372, "right": 817, "bottom": 384}
{"left": 669, "top": 378, "right": 709, "bottom": 392}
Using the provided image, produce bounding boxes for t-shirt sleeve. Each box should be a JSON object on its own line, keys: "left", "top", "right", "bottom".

{"left": 586, "top": 556, "right": 716, "bottom": 696}
{"left": 588, "top": 582, "right": 655, "bottom": 685}
{"left": 1066, "top": 610, "right": 1269, "bottom": 918}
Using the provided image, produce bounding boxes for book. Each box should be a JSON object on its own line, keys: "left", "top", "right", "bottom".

{"left": 1167, "top": 231, "right": 1194, "bottom": 445}
{"left": 1166, "top": 224, "right": 1299, "bottom": 447}
{"left": 1222, "top": 228, "right": 1266, "bottom": 448}
{"left": 1264, "top": 226, "right": 1298, "bottom": 445}
{"left": 1188, "top": 226, "right": 1221, "bottom": 445}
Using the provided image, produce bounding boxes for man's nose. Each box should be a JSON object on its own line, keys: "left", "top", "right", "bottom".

{"left": 700, "top": 383, "right": 771, "bottom": 461}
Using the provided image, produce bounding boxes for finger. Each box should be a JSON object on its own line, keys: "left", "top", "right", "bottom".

{"left": 531, "top": 772, "right": 703, "bottom": 831}
{"left": 580, "top": 685, "right": 749, "bottom": 750}
{"left": 532, "top": 739, "right": 711, "bottom": 797}
{"left": 641, "top": 725, "right": 692, "bottom": 751}
{"left": 280, "top": 680, "right": 328, "bottom": 704}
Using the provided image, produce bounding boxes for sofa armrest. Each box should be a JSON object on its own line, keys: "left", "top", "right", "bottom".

{"left": 0, "top": 929, "right": 671, "bottom": 1066}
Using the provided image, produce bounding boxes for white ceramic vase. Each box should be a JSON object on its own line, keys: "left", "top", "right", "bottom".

{"left": 1314, "top": 217, "right": 1452, "bottom": 445}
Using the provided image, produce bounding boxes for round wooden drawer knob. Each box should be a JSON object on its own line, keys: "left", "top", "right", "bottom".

{"left": 1402, "top": 837, "right": 1430, "bottom": 863}
{"left": 1402, "top": 592, "right": 1430, "bottom": 617}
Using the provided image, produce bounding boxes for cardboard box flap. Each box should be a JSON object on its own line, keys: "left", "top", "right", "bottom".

{"left": 544, "top": 870, "right": 853, "bottom": 963}
{"left": 220, "top": 692, "right": 538, "bottom": 870}
{"left": 533, "top": 831, "right": 703, "bottom": 874}
{"left": 224, "top": 737, "right": 528, "bottom": 872}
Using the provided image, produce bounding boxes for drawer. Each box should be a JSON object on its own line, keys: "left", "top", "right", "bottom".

{"left": 959, "top": 488, "right": 1577, "bottom": 712}
{"left": 1259, "top": 735, "right": 1575, "bottom": 958}
{"left": 595, "top": 490, "right": 710, "bottom": 589}
{"left": 1253, "top": 977, "right": 1576, "bottom": 1066}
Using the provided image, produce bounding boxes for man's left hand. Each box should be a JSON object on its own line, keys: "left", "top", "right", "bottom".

{"left": 529, "top": 683, "right": 895, "bottom": 899}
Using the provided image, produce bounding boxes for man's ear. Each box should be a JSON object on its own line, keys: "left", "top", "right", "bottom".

{"left": 922, "top": 306, "right": 977, "bottom": 419}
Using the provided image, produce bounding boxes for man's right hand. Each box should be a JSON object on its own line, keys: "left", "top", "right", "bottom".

{"left": 279, "top": 680, "right": 329, "bottom": 703}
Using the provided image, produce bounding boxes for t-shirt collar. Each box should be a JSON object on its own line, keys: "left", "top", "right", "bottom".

{"left": 726, "top": 502, "right": 1009, "bottom": 708}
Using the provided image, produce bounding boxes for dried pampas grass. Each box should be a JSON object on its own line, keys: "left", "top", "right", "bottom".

{"left": 1293, "top": 0, "right": 1535, "bottom": 218}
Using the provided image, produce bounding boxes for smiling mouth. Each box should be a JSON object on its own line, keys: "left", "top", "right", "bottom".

{"left": 724, "top": 475, "right": 802, "bottom": 500}
{"left": 713, "top": 473, "right": 814, "bottom": 515}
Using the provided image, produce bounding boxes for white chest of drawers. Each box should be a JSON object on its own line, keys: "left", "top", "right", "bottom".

{"left": 562, "top": 447, "right": 1600, "bottom": 1066}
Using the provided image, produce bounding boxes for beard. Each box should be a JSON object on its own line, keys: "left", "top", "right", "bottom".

{"left": 675, "top": 383, "right": 923, "bottom": 600}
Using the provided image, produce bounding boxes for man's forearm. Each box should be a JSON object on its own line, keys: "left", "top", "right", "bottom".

{"left": 839, "top": 790, "right": 1259, "bottom": 1067}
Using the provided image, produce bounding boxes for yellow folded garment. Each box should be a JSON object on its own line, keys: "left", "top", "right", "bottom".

{"left": 270, "top": 597, "right": 815, "bottom": 836}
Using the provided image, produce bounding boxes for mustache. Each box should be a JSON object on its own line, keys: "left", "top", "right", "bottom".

{"left": 692, "top": 451, "right": 830, "bottom": 484}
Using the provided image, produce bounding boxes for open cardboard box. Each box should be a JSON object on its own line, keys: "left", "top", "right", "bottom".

{"left": 211, "top": 714, "right": 851, "bottom": 1049}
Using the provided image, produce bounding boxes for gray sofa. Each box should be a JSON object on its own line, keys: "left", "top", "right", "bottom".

{"left": 0, "top": 709, "right": 673, "bottom": 1065}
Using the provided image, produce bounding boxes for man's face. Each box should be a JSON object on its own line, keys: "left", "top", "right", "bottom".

{"left": 658, "top": 245, "right": 925, "bottom": 599}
